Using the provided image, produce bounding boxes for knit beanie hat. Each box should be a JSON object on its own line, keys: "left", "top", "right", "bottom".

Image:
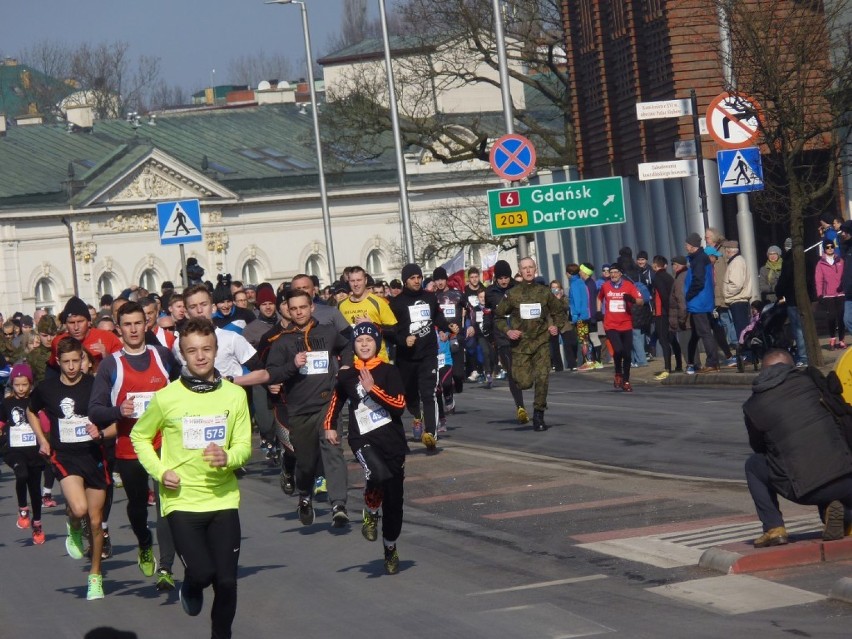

{"left": 767, "top": 245, "right": 782, "bottom": 256}
{"left": 493, "top": 260, "right": 512, "bottom": 279}
{"left": 59, "top": 296, "right": 90, "bottom": 323}
{"left": 10, "top": 362, "right": 33, "bottom": 383}
{"left": 432, "top": 267, "right": 448, "bottom": 281}
{"left": 213, "top": 274, "right": 234, "bottom": 304}
{"left": 401, "top": 263, "right": 423, "bottom": 282}
{"left": 256, "top": 282, "right": 276, "bottom": 306}
{"left": 685, "top": 232, "right": 703, "bottom": 248}
{"left": 352, "top": 321, "right": 382, "bottom": 352}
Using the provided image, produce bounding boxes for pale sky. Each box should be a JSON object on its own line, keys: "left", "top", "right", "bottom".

{"left": 1, "top": 0, "right": 353, "bottom": 93}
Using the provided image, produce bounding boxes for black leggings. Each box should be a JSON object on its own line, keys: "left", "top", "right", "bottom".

{"left": 116, "top": 458, "right": 175, "bottom": 569}
{"left": 16, "top": 470, "right": 43, "bottom": 521}
{"left": 606, "top": 329, "right": 633, "bottom": 380}
{"left": 362, "top": 453, "right": 405, "bottom": 543}
{"left": 822, "top": 296, "right": 846, "bottom": 340}
{"left": 169, "top": 509, "right": 241, "bottom": 639}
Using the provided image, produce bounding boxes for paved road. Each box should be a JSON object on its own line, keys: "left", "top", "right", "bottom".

{"left": 1, "top": 374, "right": 849, "bottom": 638}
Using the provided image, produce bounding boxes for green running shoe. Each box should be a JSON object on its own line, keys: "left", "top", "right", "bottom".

{"left": 156, "top": 569, "right": 176, "bottom": 591}
{"left": 362, "top": 509, "right": 379, "bottom": 542}
{"left": 138, "top": 545, "right": 157, "bottom": 577}
{"left": 384, "top": 545, "right": 399, "bottom": 575}
{"left": 86, "top": 573, "right": 104, "bottom": 601}
{"left": 65, "top": 521, "right": 84, "bottom": 560}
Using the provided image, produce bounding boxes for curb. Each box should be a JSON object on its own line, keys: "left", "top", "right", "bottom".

{"left": 829, "top": 577, "right": 852, "bottom": 604}
{"left": 699, "top": 537, "right": 852, "bottom": 574}
{"left": 662, "top": 372, "right": 757, "bottom": 386}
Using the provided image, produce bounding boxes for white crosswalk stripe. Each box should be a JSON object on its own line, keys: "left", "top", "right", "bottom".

{"left": 578, "top": 515, "right": 822, "bottom": 568}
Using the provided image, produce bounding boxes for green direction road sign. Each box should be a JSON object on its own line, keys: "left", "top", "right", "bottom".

{"left": 487, "top": 176, "right": 625, "bottom": 236}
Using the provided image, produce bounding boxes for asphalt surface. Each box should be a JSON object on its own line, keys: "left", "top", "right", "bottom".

{"left": 1, "top": 372, "right": 849, "bottom": 638}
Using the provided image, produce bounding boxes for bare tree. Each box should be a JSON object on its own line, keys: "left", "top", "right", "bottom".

{"left": 321, "top": 0, "right": 574, "bottom": 168}
{"left": 67, "top": 42, "right": 161, "bottom": 117}
{"left": 227, "top": 50, "right": 294, "bottom": 87}
{"left": 148, "top": 81, "right": 188, "bottom": 110}
{"left": 15, "top": 41, "right": 74, "bottom": 121}
{"left": 711, "top": 0, "right": 852, "bottom": 367}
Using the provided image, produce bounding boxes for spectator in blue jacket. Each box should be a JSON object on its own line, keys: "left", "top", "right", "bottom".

{"left": 684, "top": 232, "right": 721, "bottom": 372}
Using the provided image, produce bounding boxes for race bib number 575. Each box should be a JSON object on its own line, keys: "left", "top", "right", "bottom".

{"left": 182, "top": 415, "right": 227, "bottom": 450}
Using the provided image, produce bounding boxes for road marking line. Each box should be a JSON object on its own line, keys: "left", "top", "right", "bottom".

{"left": 468, "top": 574, "right": 608, "bottom": 596}
{"left": 570, "top": 514, "right": 758, "bottom": 543}
{"left": 646, "top": 574, "right": 825, "bottom": 615}
{"left": 483, "top": 495, "right": 668, "bottom": 520}
{"left": 410, "top": 478, "right": 575, "bottom": 505}
{"left": 578, "top": 538, "right": 704, "bottom": 568}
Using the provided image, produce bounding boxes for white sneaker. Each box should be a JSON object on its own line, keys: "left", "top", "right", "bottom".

{"left": 467, "top": 371, "right": 479, "bottom": 382}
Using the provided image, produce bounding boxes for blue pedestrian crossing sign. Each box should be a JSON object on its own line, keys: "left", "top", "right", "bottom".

{"left": 156, "top": 199, "right": 203, "bottom": 245}
{"left": 717, "top": 147, "right": 764, "bottom": 194}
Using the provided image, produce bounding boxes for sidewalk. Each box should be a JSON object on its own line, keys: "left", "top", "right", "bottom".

{"left": 564, "top": 337, "right": 845, "bottom": 388}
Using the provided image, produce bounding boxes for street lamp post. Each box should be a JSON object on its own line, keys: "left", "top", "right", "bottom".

{"left": 267, "top": 0, "right": 338, "bottom": 285}
{"left": 376, "top": 0, "right": 416, "bottom": 263}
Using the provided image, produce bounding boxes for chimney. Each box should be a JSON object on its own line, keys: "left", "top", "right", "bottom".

{"left": 66, "top": 105, "right": 94, "bottom": 130}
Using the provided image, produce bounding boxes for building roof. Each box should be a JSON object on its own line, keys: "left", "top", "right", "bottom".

{"left": 0, "top": 60, "right": 74, "bottom": 119}
{"left": 0, "top": 103, "right": 487, "bottom": 210}
{"left": 318, "top": 35, "right": 436, "bottom": 66}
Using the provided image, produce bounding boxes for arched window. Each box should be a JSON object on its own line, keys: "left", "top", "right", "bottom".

{"left": 97, "top": 273, "right": 119, "bottom": 299}
{"left": 241, "top": 259, "right": 261, "bottom": 285}
{"left": 366, "top": 249, "right": 384, "bottom": 279}
{"left": 139, "top": 269, "right": 158, "bottom": 292}
{"left": 467, "top": 245, "right": 483, "bottom": 271}
{"left": 34, "top": 277, "right": 57, "bottom": 314}
{"left": 423, "top": 245, "right": 438, "bottom": 272}
{"left": 305, "top": 255, "right": 324, "bottom": 285}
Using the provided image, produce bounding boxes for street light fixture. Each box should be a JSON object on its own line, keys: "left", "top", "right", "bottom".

{"left": 266, "top": 0, "right": 338, "bottom": 286}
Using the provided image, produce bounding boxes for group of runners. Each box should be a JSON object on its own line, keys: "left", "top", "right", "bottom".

{"left": 0, "top": 255, "right": 578, "bottom": 638}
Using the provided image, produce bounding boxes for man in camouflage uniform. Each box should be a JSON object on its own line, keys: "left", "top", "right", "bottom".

{"left": 26, "top": 315, "right": 57, "bottom": 385}
{"left": 496, "top": 257, "right": 571, "bottom": 431}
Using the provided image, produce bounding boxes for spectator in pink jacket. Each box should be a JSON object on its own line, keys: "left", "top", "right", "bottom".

{"left": 814, "top": 239, "right": 846, "bottom": 349}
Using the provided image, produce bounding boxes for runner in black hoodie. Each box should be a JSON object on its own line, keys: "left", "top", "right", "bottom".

{"left": 387, "top": 263, "right": 449, "bottom": 452}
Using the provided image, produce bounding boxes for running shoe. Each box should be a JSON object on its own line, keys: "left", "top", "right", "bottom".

{"left": 331, "top": 504, "right": 350, "bottom": 528}
{"left": 112, "top": 472, "right": 123, "bottom": 488}
{"left": 101, "top": 530, "right": 113, "bottom": 559}
{"left": 496, "top": 370, "right": 507, "bottom": 380}
{"left": 147, "top": 489, "right": 156, "bottom": 506}
{"left": 467, "top": 371, "right": 479, "bottom": 382}
{"left": 840, "top": 341, "right": 848, "bottom": 349}
{"left": 823, "top": 500, "right": 845, "bottom": 541}
{"left": 830, "top": 337, "right": 837, "bottom": 350}
{"left": 578, "top": 361, "right": 595, "bottom": 371}
{"left": 412, "top": 418, "right": 423, "bottom": 440}
{"left": 686, "top": 365, "right": 696, "bottom": 375}
{"left": 314, "top": 476, "right": 327, "bottom": 496}
{"left": 621, "top": 381, "right": 633, "bottom": 393}
{"left": 438, "top": 418, "right": 448, "bottom": 433}
{"left": 138, "top": 545, "right": 157, "bottom": 577}
{"left": 725, "top": 356, "right": 738, "bottom": 368}
{"left": 592, "top": 361, "right": 604, "bottom": 370}
{"left": 484, "top": 374, "right": 493, "bottom": 389}
{"left": 65, "top": 521, "right": 84, "bottom": 560}
{"left": 384, "top": 544, "right": 400, "bottom": 575}
{"left": 32, "top": 523, "right": 45, "bottom": 545}
{"left": 156, "top": 569, "right": 176, "bottom": 591}
{"left": 297, "top": 497, "right": 315, "bottom": 526}
{"left": 421, "top": 432, "right": 437, "bottom": 452}
{"left": 613, "top": 374, "right": 623, "bottom": 389}
{"left": 280, "top": 471, "right": 295, "bottom": 496}
{"left": 16, "top": 507, "right": 31, "bottom": 529}
{"left": 445, "top": 399, "right": 455, "bottom": 414}
{"left": 654, "top": 371, "right": 670, "bottom": 381}
{"left": 362, "top": 509, "right": 379, "bottom": 542}
{"left": 86, "top": 574, "right": 104, "bottom": 601}
{"left": 516, "top": 407, "right": 529, "bottom": 425}
{"left": 179, "top": 582, "right": 203, "bottom": 616}
{"left": 42, "top": 494, "right": 58, "bottom": 508}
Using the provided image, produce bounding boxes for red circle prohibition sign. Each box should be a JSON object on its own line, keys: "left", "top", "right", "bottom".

{"left": 489, "top": 133, "right": 537, "bottom": 181}
{"left": 706, "top": 92, "right": 763, "bottom": 149}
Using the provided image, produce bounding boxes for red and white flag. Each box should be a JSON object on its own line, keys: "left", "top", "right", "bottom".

{"left": 481, "top": 250, "right": 499, "bottom": 282}
{"left": 441, "top": 249, "right": 465, "bottom": 291}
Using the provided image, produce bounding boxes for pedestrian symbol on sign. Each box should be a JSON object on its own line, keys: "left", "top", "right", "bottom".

{"left": 164, "top": 203, "right": 199, "bottom": 237}
{"left": 498, "top": 191, "right": 520, "bottom": 208}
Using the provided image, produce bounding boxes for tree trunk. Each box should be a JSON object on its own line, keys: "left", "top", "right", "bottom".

{"left": 789, "top": 194, "right": 824, "bottom": 367}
